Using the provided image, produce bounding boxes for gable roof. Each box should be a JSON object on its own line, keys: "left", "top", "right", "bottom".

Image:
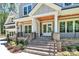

{"left": 29, "top": 3, "right": 61, "bottom": 16}
{"left": 4, "top": 11, "right": 16, "bottom": 25}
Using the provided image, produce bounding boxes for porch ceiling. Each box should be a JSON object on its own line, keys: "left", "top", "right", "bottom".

{"left": 37, "top": 13, "right": 79, "bottom": 21}
{"left": 37, "top": 15, "right": 54, "bottom": 21}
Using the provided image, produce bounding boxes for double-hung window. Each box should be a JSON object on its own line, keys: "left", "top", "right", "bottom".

{"left": 25, "top": 25, "right": 32, "bottom": 33}
{"left": 60, "top": 22, "right": 65, "bottom": 32}
{"left": 24, "top": 7, "right": 27, "bottom": 15}
{"left": 67, "top": 21, "right": 73, "bottom": 32}
{"left": 28, "top": 5, "right": 32, "bottom": 13}
{"left": 75, "top": 20, "right": 79, "bottom": 32}
{"left": 24, "top": 5, "right": 32, "bottom": 15}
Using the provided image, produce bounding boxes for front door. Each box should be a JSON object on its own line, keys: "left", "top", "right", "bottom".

{"left": 42, "top": 22, "right": 53, "bottom": 36}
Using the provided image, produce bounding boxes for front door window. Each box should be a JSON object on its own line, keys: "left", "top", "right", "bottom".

{"left": 43, "top": 24, "right": 47, "bottom": 33}
{"left": 25, "top": 25, "right": 32, "bottom": 33}
{"left": 42, "top": 22, "right": 52, "bottom": 34}
{"left": 48, "top": 24, "right": 52, "bottom": 32}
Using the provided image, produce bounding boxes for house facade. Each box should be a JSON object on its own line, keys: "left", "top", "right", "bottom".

{"left": 5, "top": 3, "right": 79, "bottom": 39}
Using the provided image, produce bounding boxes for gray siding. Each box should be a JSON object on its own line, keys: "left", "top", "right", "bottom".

{"left": 60, "top": 33, "right": 79, "bottom": 39}
{"left": 34, "top": 4, "right": 55, "bottom": 15}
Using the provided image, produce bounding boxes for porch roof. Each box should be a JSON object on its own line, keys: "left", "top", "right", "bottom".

{"left": 14, "top": 17, "right": 32, "bottom": 22}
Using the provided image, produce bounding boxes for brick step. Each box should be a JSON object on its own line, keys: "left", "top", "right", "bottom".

{"left": 23, "top": 48, "right": 56, "bottom": 56}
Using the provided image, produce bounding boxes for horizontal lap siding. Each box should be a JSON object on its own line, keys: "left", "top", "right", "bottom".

{"left": 60, "top": 33, "right": 79, "bottom": 39}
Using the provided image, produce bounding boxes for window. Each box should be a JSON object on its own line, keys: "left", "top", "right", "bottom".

{"left": 28, "top": 5, "right": 32, "bottom": 13}
{"left": 48, "top": 24, "right": 52, "bottom": 32}
{"left": 43, "top": 24, "right": 47, "bottom": 33}
{"left": 28, "top": 25, "right": 32, "bottom": 33}
{"left": 24, "top": 5, "right": 32, "bottom": 15}
{"left": 67, "top": 21, "right": 73, "bottom": 32}
{"left": 75, "top": 20, "right": 79, "bottom": 32}
{"left": 24, "top": 7, "right": 27, "bottom": 15}
{"left": 9, "top": 32, "right": 11, "bottom": 36}
{"left": 60, "top": 22, "right": 65, "bottom": 32}
{"left": 25, "top": 25, "right": 32, "bottom": 33}
{"left": 25, "top": 26, "right": 27, "bottom": 33}
{"left": 65, "top": 3, "right": 72, "bottom": 6}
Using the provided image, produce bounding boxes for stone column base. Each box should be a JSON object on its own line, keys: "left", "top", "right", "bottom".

{"left": 53, "top": 33, "right": 60, "bottom": 41}
{"left": 53, "top": 33, "right": 61, "bottom": 52}
{"left": 57, "top": 41, "right": 62, "bottom": 52}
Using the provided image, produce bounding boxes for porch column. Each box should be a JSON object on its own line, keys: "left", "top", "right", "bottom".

{"left": 32, "top": 18, "right": 37, "bottom": 32}
{"left": 15, "top": 22, "right": 18, "bottom": 34}
{"left": 32, "top": 17, "right": 37, "bottom": 39}
{"left": 53, "top": 12, "right": 60, "bottom": 41}
{"left": 54, "top": 12, "right": 58, "bottom": 33}
{"left": 53, "top": 12, "right": 61, "bottom": 52}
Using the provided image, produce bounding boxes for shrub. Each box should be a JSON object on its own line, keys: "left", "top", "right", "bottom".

{"left": 62, "top": 51, "right": 71, "bottom": 56}
{"left": 62, "top": 46, "right": 76, "bottom": 52}
{"left": 17, "top": 44, "right": 23, "bottom": 48}
{"left": 19, "top": 40, "right": 25, "bottom": 45}
{"left": 10, "top": 41, "right": 16, "bottom": 46}
{"left": 62, "top": 46, "right": 68, "bottom": 51}
{"left": 66, "top": 46, "right": 75, "bottom": 52}
{"left": 24, "top": 40, "right": 28, "bottom": 46}
{"left": 17, "top": 43, "right": 24, "bottom": 50}
{"left": 76, "top": 46, "right": 79, "bottom": 51}
{"left": 72, "top": 51, "right": 79, "bottom": 56}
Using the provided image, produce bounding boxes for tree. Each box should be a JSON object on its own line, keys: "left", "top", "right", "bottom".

{"left": 0, "top": 3, "right": 16, "bottom": 35}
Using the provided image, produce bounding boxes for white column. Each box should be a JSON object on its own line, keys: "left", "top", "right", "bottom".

{"left": 32, "top": 17, "right": 37, "bottom": 33}
{"left": 37, "top": 20, "right": 40, "bottom": 37}
{"left": 54, "top": 12, "right": 58, "bottom": 33}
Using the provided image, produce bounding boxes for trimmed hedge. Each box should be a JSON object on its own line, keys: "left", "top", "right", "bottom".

{"left": 62, "top": 46, "right": 77, "bottom": 52}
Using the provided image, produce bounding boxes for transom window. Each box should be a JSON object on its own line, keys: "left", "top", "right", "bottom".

{"left": 25, "top": 25, "right": 32, "bottom": 33}
{"left": 24, "top": 5, "right": 32, "bottom": 15}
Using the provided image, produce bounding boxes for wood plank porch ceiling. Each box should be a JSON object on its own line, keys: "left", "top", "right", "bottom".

{"left": 37, "top": 13, "right": 79, "bottom": 21}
